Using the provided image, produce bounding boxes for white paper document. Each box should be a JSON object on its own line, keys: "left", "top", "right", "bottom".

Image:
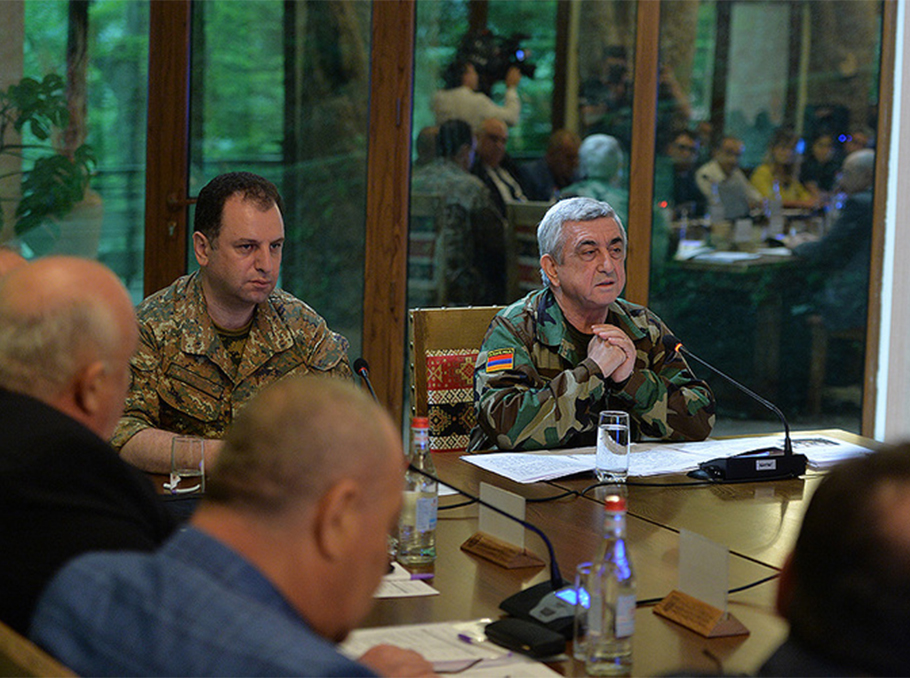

{"left": 460, "top": 434, "right": 873, "bottom": 483}
{"left": 341, "top": 619, "right": 560, "bottom": 676}
{"left": 374, "top": 562, "right": 439, "bottom": 598}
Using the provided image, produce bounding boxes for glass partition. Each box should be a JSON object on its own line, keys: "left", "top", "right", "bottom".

{"left": 649, "top": 0, "right": 883, "bottom": 435}
{"left": 3, "top": 1, "right": 149, "bottom": 301}
{"left": 188, "top": 1, "right": 371, "bottom": 358}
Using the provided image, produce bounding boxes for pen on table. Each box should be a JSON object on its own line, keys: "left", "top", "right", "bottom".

{"left": 410, "top": 572, "right": 434, "bottom": 580}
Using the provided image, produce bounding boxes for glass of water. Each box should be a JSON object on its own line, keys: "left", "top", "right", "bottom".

{"left": 169, "top": 436, "right": 205, "bottom": 495}
{"left": 596, "top": 411, "right": 630, "bottom": 483}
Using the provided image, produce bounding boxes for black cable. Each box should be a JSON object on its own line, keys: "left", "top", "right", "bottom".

{"left": 635, "top": 572, "right": 780, "bottom": 607}
{"left": 439, "top": 498, "right": 477, "bottom": 510}
{"left": 527, "top": 489, "right": 579, "bottom": 502}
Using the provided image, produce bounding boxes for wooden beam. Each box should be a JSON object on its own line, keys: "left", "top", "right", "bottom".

{"left": 144, "top": 1, "right": 191, "bottom": 296}
{"left": 625, "top": 1, "right": 660, "bottom": 305}
{"left": 362, "top": 0, "right": 415, "bottom": 422}
{"left": 863, "top": 0, "right": 897, "bottom": 436}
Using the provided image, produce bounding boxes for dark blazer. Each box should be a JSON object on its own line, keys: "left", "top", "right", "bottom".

{"left": 0, "top": 388, "right": 176, "bottom": 634}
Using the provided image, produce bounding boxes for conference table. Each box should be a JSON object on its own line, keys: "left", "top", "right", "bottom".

{"left": 361, "top": 428, "right": 875, "bottom": 676}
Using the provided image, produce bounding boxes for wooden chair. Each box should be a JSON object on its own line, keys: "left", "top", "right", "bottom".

{"left": 505, "top": 200, "right": 551, "bottom": 300}
{"left": 409, "top": 306, "right": 504, "bottom": 453}
{"left": 806, "top": 314, "right": 865, "bottom": 416}
{"left": 408, "top": 193, "right": 446, "bottom": 307}
{"left": 0, "top": 620, "right": 74, "bottom": 677}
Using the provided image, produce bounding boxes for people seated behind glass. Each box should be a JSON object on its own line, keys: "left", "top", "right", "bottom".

{"left": 31, "top": 377, "right": 434, "bottom": 678}
{"left": 799, "top": 131, "right": 840, "bottom": 198}
{"left": 653, "top": 128, "right": 707, "bottom": 219}
{"left": 412, "top": 118, "right": 508, "bottom": 305}
{"left": 759, "top": 443, "right": 910, "bottom": 676}
{"left": 111, "top": 171, "right": 352, "bottom": 475}
{"left": 468, "top": 197, "right": 715, "bottom": 453}
{"left": 580, "top": 47, "right": 691, "bottom": 150}
{"left": 471, "top": 117, "right": 530, "bottom": 217}
{"left": 520, "top": 129, "right": 581, "bottom": 202}
{"left": 0, "top": 257, "right": 176, "bottom": 636}
{"left": 413, "top": 125, "right": 439, "bottom": 167}
{"left": 750, "top": 128, "right": 817, "bottom": 209}
{"left": 563, "top": 134, "right": 670, "bottom": 274}
{"left": 785, "top": 149, "right": 874, "bottom": 334}
{"left": 431, "top": 57, "right": 522, "bottom": 133}
{"left": 695, "top": 135, "right": 763, "bottom": 219}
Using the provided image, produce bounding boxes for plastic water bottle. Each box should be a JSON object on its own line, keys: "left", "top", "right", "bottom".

{"left": 397, "top": 417, "right": 437, "bottom": 564}
{"left": 767, "top": 179, "right": 785, "bottom": 237}
{"left": 708, "top": 181, "right": 725, "bottom": 227}
{"left": 585, "top": 495, "right": 636, "bottom": 676}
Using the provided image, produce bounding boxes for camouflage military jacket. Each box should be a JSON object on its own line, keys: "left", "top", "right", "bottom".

{"left": 111, "top": 272, "right": 351, "bottom": 450}
{"left": 468, "top": 288, "right": 715, "bottom": 452}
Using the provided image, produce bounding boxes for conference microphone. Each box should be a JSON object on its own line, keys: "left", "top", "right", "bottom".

{"left": 662, "top": 335, "right": 807, "bottom": 482}
{"left": 405, "top": 463, "right": 574, "bottom": 638}
{"left": 352, "top": 357, "right": 378, "bottom": 402}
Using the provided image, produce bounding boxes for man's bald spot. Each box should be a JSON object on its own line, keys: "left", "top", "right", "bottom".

{"left": 209, "top": 377, "right": 402, "bottom": 515}
{"left": 0, "top": 256, "right": 132, "bottom": 323}
{"left": 0, "top": 247, "right": 26, "bottom": 277}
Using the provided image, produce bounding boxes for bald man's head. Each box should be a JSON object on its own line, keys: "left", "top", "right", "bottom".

{"left": 0, "top": 246, "right": 26, "bottom": 277}
{"left": 476, "top": 118, "right": 509, "bottom": 168}
{"left": 0, "top": 257, "right": 138, "bottom": 438}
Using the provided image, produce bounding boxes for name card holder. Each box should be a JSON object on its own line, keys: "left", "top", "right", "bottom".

{"left": 653, "top": 589, "right": 749, "bottom": 638}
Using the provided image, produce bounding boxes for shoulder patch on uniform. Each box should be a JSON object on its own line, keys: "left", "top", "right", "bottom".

{"left": 485, "top": 348, "right": 515, "bottom": 373}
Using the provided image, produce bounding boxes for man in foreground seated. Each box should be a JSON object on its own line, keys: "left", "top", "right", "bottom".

{"left": 761, "top": 444, "right": 910, "bottom": 675}
{"left": 32, "top": 376, "right": 433, "bottom": 677}
{"left": 469, "top": 197, "right": 715, "bottom": 452}
{"left": 112, "top": 171, "right": 352, "bottom": 474}
{"left": 0, "top": 257, "right": 176, "bottom": 635}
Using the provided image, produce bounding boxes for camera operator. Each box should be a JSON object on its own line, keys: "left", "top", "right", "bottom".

{"left": 432, "top": 57, "right": 522, "bottom": 133}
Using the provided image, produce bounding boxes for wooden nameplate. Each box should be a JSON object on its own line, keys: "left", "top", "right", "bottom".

{"left": 461, "top": 531, "right": 545, "bottom": 569}
{"left": 653, "top": 589, "right": 750, "bottom": 638}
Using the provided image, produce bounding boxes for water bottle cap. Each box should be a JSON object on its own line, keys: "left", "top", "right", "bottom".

{"left": 411, "top": 416, "right": 430, "bottom": 429}
{"left": 604, "top": 495, "right": 626, "bottom": 512}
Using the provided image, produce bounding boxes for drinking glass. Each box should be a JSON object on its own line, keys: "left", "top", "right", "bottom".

{"left": 596, "top": 411, "right": 630, "bottom": 483}
{"left": 169, "top": 436, "right": 205, "bottom": 494}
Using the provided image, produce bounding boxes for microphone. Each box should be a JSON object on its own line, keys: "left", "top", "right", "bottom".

{"left": 405, "top": 463, "right": 573, "bottom": 637}
{"left": 662, "top": 335, "right": 807, "bottom": 482}
{"left": 353, "top": 357, "right": 378, "bottom": 402}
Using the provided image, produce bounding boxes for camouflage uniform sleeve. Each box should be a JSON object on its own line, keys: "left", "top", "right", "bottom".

{"left": 473, "top": 316, "right": 608, "bottom": 451}
{"left": 301, "top": 318, "right": 353, "bottom": 380}
{"left": 110, "top": 323, "right": 162, "bottom": 451}
{"left": 610, "top": 315, "right": 715, "bottom": 442}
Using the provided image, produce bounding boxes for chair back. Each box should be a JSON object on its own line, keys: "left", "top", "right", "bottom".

{"left": 408, "top": 193, "right": 446, "bottom": 306}
{"left": 0, "top": 619, "right": 74, "bottom": 677}
{"left": 409, "top": 305, "right": 503, "bottom": 453}
{"left": 506, "top": 200, "right": 550, "bottom": 299}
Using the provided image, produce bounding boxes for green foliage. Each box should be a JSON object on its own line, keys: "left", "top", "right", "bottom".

{"left": 0, "top": 73, "right": 95, "bottom": 236}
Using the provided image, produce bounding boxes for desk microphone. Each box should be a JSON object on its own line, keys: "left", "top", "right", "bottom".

{"left": 662, "top": 335, "right": 807, "bottom": 482}
{"left": 405, "top": 463, "right": 573, "bottom": 637}
{"left": 353, "top": 358, "right": 378, "bottom": 402}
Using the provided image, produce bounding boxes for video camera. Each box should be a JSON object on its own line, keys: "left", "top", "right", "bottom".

{"left": 456, "top": 29, "right": 536, "bottom": 95}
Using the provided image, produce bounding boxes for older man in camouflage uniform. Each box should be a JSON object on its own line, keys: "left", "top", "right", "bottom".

{"left": 113, "top": 172, "right": 351, "bottom": 473}
{"left": 468, "top": 197, "right": 714, "bottom": 452}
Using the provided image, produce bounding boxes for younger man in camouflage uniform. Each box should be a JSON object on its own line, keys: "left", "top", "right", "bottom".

{"left": 469, "top": 197, "right": 714, "bottom": 452}
{"left": 113, "top": 172, "right": 351, "bottom": 473}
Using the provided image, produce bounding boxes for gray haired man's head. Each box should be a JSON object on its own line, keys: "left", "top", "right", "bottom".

{"left": 537, "top": 197, "right": 625, "bottom": 287}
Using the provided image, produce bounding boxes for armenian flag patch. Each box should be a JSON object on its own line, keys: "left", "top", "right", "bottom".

{"left": 485, "top": 348, "right": 514, "bottom": 373}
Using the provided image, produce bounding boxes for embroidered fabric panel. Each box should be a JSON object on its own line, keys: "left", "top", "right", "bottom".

{"left": 426, "top": 349, "right": 478, "bottom": 453}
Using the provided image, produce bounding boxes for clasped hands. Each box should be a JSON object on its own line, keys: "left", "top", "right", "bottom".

{"left": 588, "top": 324, "right": 635, "bottom": 384}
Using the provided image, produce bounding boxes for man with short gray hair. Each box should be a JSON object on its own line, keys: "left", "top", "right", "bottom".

{"left": 0, "top": 257, "right": 175, "bottom": 635}
{"left": 469, "top": 197, "right": 715, "bottom": 452}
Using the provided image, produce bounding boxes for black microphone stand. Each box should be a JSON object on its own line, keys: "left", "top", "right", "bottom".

{"left": 406, "top": 463, "right": 574, "bottom": 636}
{"left": 665, "top": 336, "right": 807, "bottom": 482}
